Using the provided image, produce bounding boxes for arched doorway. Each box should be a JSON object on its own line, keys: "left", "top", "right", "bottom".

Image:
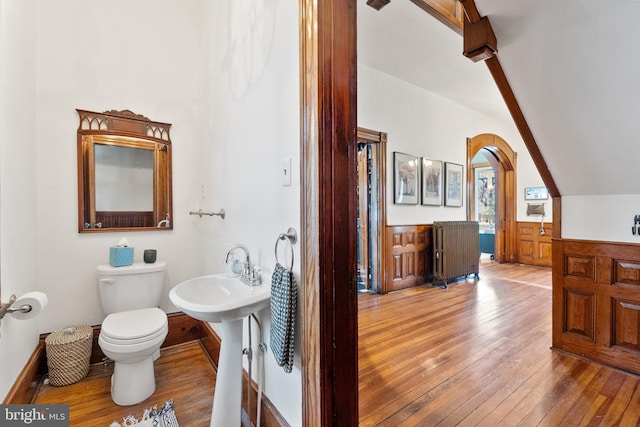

{"left": 467, "top": 133, "right": 517, "bottom": 263}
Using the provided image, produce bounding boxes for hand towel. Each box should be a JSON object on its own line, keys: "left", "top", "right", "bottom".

{"left": 270, "top": 263, "right": 297, "bottom": 373}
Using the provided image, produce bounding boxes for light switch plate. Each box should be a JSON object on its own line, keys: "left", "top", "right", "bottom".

{"left": 282, "top": 157, "right": 292, "bottom": 187}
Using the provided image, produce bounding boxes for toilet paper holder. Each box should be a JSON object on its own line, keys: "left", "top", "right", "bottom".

{"left": 0, "top": 294, "right": 33, "bottom": 321}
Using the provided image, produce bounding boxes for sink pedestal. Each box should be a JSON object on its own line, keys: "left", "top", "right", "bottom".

{"left": 168, "top": 273, "right": 271, "bottom": 427}
{"left": 210, "top": 319, "right": 243, "bottom": 427}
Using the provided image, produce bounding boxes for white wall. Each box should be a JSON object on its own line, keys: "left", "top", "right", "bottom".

{"left": 0, "top": 0, "right": 41, "bottom": 402}
{"left": 562, "top": 195, "right": 640, "bottom": 243}
{"left": 200, "top": 1, "right": 302, "bottom": 424}
{"left": 358, "top": 63, "right": 551, "bottom": 225}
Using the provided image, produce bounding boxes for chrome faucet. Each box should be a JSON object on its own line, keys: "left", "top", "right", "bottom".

{"left": 225, "top": 244, "right": 261, "bottom": 286}
{"left": 157, "top": 213, "right": 170, "bottom": 228}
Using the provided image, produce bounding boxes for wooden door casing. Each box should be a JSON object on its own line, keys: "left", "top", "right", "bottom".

{"left": 467, "top": 134, "right": 517, "bottom": 263}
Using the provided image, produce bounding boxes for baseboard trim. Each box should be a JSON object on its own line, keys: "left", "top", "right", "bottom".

{"left": 2, "top": 341, "right": 46, "bottom": 404}
{"left": 3, "top": 313, "right": 288, "bottom": 426}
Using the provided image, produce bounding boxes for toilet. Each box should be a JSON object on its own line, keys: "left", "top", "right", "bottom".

{"left": 97, "top": 261, "right": 168, "bottom": 406}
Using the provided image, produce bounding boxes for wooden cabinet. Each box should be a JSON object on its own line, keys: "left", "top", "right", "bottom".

{"left": 517, "top": 222, "right": 553, "bottom": 267}
{"left": 384, "top": 225, "right": 432, "bottom": 293}
{"left": 553, "top": 239, "right": 640, "bottom": 375}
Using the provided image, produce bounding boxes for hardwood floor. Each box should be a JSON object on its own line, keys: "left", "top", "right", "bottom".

{"left": 35, "top": 341, "right": 216, "bottom": 426}
{"left": 31, "top": 261, "right": 640, "bottom": 426}
{"left": 358, "top": 260, "right": 640, "bottom": 426}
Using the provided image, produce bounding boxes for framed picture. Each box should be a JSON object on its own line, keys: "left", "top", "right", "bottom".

{"left": 421, "top": 158, "right": 442, "bottom": 206}
{"left": 393, "top": 152, "right": 419, "bottom": 204}
{"left": 444, "top": 162, "right": 463, "bottom": 207}
{"left": 525, "top": 186, "right": 548, "bottom": 200}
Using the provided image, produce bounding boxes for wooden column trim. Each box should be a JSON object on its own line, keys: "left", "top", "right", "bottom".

{"left": 552, "top": 196, "right": 562, "bottom": 239}
{"left": 300, "top": 0, "right": 359, "bottom": 425}
{"left": 299, "top": 0, "right": 321, "bottom": 423}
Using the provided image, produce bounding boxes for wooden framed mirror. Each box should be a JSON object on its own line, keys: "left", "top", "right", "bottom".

{"left": 76, "top": 109, "right": 173, "bottom": 232}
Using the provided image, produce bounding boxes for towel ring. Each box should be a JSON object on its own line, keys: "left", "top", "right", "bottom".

{"left": 275, "top": 228, "right": 297, "bottom": 271}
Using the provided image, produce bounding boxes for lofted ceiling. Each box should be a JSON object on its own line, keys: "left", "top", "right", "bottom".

{"left": 358, "top": 1, "right": 510, "bottom": 123}
{"left": 358, "top": 0, "right": 640, "bottom": 197}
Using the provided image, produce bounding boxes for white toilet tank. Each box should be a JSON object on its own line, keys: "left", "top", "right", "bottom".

{"left": 98, "top": 261, "right": 166, "bottom": 315}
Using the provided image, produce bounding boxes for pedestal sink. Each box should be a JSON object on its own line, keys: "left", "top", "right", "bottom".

{"left": 169, "top": 274, "right": 270, "bottom": 427}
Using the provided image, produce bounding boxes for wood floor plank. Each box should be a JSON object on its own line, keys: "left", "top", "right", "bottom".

{"left": 491, "top": 353, "right": 582, "bottom": 426}
{"left": 556, "top": 367, "right": 613, "bottom": 426}
{"left": 34, "top": 341, "right": 215, "bottom": 426}
{"left": 359, "top": 261, "right": 640, "bottom": 426}
{"left": 444, "top": 331, "right": 552, "bottom": 426}
{"left": 600, "top": 375, "right": 639, "bottom": 426}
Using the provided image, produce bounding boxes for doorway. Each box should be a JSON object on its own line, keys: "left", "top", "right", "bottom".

{"left": 471, "top": 151, "right": 497, "bottom": 259}
{"left": 356, "top": 127, "right": 387, "bottom": 294}
{"left": 467, "top": 133, "right": 517, "bottom": 263}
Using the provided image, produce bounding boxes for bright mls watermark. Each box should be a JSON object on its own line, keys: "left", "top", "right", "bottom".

{"left": 0, "top": 405, "right": 69, "bottom": 426}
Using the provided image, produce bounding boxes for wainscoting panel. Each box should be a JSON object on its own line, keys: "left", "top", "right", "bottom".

{"left": 384, "top": 225, "right": 431, "bottom": 293}
{"left": 613, "top": 259, "right": 640, "bottom": 287}
{"left": 516, "top": 222, "right": 553, "bottom": 267}
{"left": 553, "top": 238, "right": 640, "bottom": 375}
{"left": 563, "top": 287, "right": 595, "bottom": 341}
{"left": 612, "top": 298, "right": 640, "bottom": 353}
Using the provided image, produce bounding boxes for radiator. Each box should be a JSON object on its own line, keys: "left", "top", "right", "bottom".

{"left": 433, "top": 221, "right": 480, "bottom": 288}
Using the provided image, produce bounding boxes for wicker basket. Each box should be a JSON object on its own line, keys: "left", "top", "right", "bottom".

{"left": 45, "top": 325, "right": 93, "bottom": 386}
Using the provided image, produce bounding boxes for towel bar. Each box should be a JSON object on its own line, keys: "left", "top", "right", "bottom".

{"left": 189, "top": 209, "right": 225, "bottom": 219}
{"left": 275, "top": 228, "right": 297, "bottom": 270}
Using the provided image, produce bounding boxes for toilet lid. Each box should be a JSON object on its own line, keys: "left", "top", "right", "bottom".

{"left": 101, "top": 307, "right": 167, "bottom": 342}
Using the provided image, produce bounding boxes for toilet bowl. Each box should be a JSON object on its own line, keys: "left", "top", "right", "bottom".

{"left": 97, "top": 261, "right": 168, "bottom": 406}
{"left": 99, "top": 307, "right": 168, "bottom": 406}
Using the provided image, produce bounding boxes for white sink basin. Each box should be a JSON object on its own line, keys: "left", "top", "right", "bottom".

{"left": 169, "top": 273, "right": 270, "bottom": 323}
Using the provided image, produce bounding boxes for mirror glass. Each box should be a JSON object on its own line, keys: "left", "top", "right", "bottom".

{"left": 77, "top": 109, "right": 173, "bottom": 232}
{"left": 94, "top": 144, "right": 154, "bottom": 211}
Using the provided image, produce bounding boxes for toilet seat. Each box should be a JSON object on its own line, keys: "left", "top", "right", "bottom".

{"left": 101, "top": 307, "right": 168, "bottom": 345}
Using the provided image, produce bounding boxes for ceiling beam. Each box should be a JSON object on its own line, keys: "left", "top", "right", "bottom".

{"left": 458, "top": 0, "right": 560, "bottom": 199}
{"left": 459, "top": 0, "right": 481, "bottom": 22}
{"left": 410, "top": 0, "right": 464, "bottom": 35}
{"left": 484, "top": 56, "right": 559, "bottom": 198}
{"left": 366, "top": 0, "right": 391, "bottom": 11}
{"left": 462, "top": 15, "right": 497, "bottom": 62}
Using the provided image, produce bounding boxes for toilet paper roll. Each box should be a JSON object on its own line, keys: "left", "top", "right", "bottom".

{"left": 10, "top": 291, "right": 48, "bottom": 320}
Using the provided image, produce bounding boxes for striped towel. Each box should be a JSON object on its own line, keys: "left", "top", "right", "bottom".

{"left": 270, "top": 262, "right": 297, "bottom": 373}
